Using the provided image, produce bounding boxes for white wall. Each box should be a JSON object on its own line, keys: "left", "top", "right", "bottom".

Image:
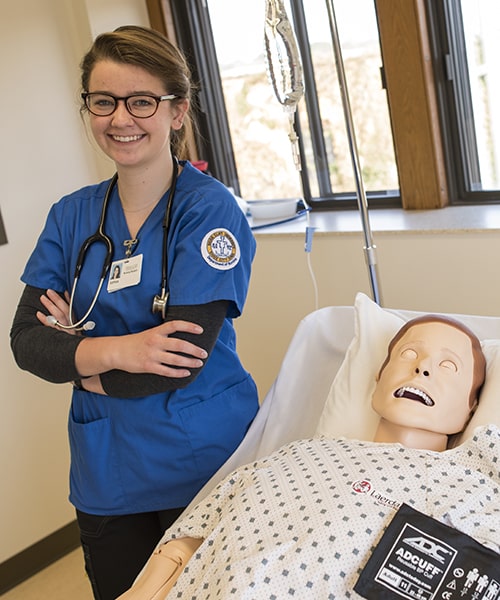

{"left": 235, "top": 228, "right": 500, "bottom": 401}
{"left": 2, "top": 0, "right": 500, "bottom": 567}
{"left": 0, "top": 0, "right": 149, "bottom": 564}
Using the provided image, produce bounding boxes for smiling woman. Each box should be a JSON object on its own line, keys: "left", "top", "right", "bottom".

{"left": 10, "top": 25, "right": 259, "bottom": 600}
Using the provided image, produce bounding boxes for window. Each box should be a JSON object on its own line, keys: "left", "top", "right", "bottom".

{"left": 428, "top": 0, "right": 500, "bottom": 202}
{"left": 163, "top": 0, "right": 399, "bottom": 209}
{"left": 147, "top": 0, "right": 500, "bottom": 209}
{"left": 207, "top": 0, "right": 399, "bottom": 208}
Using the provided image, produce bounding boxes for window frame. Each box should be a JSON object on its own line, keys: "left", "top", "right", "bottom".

{"left": 147, "top": 0, "right": 495, "bottom": 211}
{"left": 426, "top": 0, "right": 500, "bottom": 204}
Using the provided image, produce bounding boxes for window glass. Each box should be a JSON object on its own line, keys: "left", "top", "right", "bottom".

{"left": 460, "top": 0, "right": 500, "bottom": 190}
{"left": 206, "top": 0, "right": 398, "bottom": 202}
{"left": 298, "top": 0, "right": 398, "bottom": 198}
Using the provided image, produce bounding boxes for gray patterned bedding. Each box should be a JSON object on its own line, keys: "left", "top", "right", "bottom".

{"left": 163, "top": 426, "right": 500, "bottom": 598}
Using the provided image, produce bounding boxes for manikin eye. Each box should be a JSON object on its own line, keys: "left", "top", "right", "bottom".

{"left": 400, "top": 348, "right": 418, "bottom": 360}
{"left": 440, "top": 359, "right": 458, "bottom": 372}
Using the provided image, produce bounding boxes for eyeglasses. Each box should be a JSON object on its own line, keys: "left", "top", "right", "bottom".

{"left": 81, "top": 92, "right": 178, "bottom": 118}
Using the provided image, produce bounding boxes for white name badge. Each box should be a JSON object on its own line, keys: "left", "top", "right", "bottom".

{"left": 107, "top": 254, "right": 143, "bottom": 292}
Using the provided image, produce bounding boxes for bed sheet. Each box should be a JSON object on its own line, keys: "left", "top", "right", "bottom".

{"left": 164, "top": 425, "right": 500, "bottom": 598}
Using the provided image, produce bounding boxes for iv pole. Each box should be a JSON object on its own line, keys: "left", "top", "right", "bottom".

{"left": 324, "top": 0, "right": 382, "bottom": 305}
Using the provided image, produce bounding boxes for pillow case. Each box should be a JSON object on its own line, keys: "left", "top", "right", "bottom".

{"left": 314, "top": 292, "right": 404, "bottom": 441}
{"left": 314, "top": 292, "right": 500, "bottom": 445}
{"left": 460, "top": 339, "right": 500, "bottom": 441}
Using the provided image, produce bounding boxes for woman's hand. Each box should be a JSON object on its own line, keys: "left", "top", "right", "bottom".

{"left": 36, "top": 288, "right": 208, "bottom": 381}
{"left": 75, "top": 320, "right": 208, "bottom": 379}
{"left": 36, "top": 289, "right": 75, "bottom": 333}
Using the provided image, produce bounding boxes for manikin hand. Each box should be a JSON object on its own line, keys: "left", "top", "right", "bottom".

{"left": 116, "top": 537, "right": 203, "bottom": 599}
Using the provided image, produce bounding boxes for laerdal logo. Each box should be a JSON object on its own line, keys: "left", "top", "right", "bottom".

{"left": 402, "top": 536, "right": 453, "bottom": 564}
{"left": 351, "top": 480, "right": 401, "bottom": 510}
{"left": 352, "top": 480, "right": 372, "bottom": 494}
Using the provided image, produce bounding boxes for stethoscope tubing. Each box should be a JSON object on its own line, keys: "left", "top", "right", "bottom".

{"left": 53, "top": 158, "right": 178, "bottom": 330}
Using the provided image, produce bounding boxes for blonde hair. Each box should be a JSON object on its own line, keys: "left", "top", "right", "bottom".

{"left": 80, "top": 25, "right": 195, "bottom": 158}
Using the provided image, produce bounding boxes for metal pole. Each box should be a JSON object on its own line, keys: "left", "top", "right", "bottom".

{"left": 324, "top": 0, "right": 382, "bottom": 305}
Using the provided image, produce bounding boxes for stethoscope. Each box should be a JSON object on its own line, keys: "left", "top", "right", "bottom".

{"left": 47, "top": 157, "right": 178, "bottom": 331}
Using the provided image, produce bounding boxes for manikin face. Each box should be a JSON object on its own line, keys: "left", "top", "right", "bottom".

{"left": 371, "top": 321, "right": 476, "bottom": 435}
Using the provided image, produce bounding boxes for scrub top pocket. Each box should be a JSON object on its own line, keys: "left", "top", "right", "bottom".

{"left": 179, "top": 374, "right": 258, "bottom": 481}
{"left": 68, "top": 413, "right": 125, "bottom": 513}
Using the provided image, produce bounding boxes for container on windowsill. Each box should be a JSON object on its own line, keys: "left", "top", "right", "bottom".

{"left": 247, "top": 199, "right": 298, "bottom": 220}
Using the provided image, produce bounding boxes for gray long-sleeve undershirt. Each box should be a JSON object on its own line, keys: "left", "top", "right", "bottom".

{"left": 10, "top": 285, "right": 228, "bottom": 398}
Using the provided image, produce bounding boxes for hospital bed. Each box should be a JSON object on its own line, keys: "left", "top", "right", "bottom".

{"left": 125, "top": 293, "right": 500, "bottom": 598}
{"left": 188, "top": 292, "right": 500, "bottom": 509}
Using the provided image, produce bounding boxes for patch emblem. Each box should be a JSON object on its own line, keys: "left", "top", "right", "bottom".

{"left": 201, "top": 228, "right": 241, "bottom": 270}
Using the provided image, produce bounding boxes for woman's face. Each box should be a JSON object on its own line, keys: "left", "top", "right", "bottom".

{"left": 86, "top": 60, "right": 188, "bottom": 170}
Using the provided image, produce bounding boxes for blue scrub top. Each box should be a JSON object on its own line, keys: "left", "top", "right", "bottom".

{"left": 22, "top": 162, "right": 259, "bottom": 515}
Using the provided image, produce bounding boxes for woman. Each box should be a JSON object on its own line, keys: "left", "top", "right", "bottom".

{"left": 10, "top": 26, "right": 258, "bottom": 600}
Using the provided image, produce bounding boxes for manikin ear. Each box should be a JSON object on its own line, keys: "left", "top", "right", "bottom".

{"left": 171, "top": 98, "right": 189, "bottom": 131}
{"left": 457, "top": 397, "right": 479, "bottom": 437}
{"left": 469, "top": 397, "right": 479, "bottom": 417}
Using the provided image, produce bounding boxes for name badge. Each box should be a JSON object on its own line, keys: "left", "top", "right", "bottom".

{"left": 107, "top": 254, "right": 142, "bottom": 292}
{"left": 355, "top": 504, "right": 500, "bottom": 600}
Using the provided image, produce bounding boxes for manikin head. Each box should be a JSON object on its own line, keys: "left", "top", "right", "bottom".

{"left": 371, "top": 315, "right": 486, "bottom": 450}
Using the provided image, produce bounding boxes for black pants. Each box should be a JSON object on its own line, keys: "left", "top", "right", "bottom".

{"left": 76, "top": 507, "right": 185, "bottom": 600}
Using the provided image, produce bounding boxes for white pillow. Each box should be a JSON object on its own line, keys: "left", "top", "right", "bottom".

{"left": 315, "top": 292, "right": 404, "bottom": 441}
{"left": 460, "top": 339, "right": 500, "bottom": 441}
{"left": 314, "top": 292, "right": 500, "bottom": 444}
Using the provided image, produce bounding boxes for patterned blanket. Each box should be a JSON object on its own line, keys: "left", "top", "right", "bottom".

{"left": 163, "top": 426, "right": 500, "bottom": 598}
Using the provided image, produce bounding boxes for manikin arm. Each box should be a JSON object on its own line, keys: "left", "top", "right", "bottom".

{"left": 116, "top": 537, "right": 203, "bottom": 599}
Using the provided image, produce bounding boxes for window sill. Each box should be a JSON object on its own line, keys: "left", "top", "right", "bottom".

{"left": 250, "top": 204, "right": 500, "bottom": 236}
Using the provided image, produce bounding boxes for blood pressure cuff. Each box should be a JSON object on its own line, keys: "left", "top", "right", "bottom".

{"left": 354, "top": 503, "right": 499, "bottom": 600}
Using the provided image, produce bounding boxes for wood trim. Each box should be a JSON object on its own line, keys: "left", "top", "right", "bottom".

{"left": 146, "top": 0, "right": 178, "bottom": 43}
{"left": 0, "top": 520, "right": 80, "bottom": 594}
{"left": 145, "top": 0, "right": 199, "bottom": 161}
{"left": 375, "top": 0, "right": 448, "bottom": 209}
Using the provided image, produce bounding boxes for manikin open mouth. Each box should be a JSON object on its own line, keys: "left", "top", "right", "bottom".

{"left": 394, "top": 386, "right": 435, "bottom": 406}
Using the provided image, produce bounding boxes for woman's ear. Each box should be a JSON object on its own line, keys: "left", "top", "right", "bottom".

{"left": 171, "top": 98, "right": 189, "bottom": 130}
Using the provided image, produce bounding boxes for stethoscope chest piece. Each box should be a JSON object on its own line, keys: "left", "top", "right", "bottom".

{"left": 54, "top": 156, "right": 179, "bottom": 331}
{"left": 152, "top": 290, "right": 169, "bottom": 320}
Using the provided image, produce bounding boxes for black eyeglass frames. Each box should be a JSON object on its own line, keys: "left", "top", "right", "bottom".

{"left": 81, "top": 92, "right": 178, "bottom": 118}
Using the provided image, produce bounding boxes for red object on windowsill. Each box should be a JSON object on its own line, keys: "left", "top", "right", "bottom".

{"left": 191, "top": 160, "right": 209, "bottom": 172}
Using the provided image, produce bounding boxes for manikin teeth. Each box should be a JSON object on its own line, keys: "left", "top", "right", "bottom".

{"left": 395, "top": 386, "right": 434, "bottom": 406}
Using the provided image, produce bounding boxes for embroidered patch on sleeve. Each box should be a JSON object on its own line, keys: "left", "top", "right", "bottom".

{"left": 201, "top": 229, "right": 241, "bottom": 270}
